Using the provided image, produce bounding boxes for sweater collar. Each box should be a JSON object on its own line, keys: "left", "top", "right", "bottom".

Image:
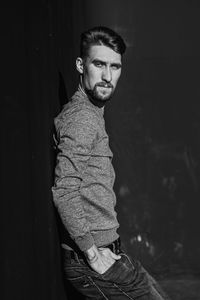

{"left": 76, "top": 84, "right": 105, "bottom": 116}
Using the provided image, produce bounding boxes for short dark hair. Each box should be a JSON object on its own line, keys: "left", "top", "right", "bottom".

{"left": 80, "top": 26, "right": 126, "bottom": 59}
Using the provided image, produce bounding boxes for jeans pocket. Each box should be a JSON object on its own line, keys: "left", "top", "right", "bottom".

{"left": 101, "top": 253, "right": 136, "bottom": 285}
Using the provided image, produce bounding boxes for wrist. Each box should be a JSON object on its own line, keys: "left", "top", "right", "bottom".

{"left": 84, "top": 244, "right": 99, "bottom": 262}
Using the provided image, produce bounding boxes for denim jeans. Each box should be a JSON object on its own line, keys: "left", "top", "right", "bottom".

{"left": 62, "top": 248, "right": 170, "bottom": 300}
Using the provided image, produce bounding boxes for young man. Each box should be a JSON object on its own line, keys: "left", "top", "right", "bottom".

{"left": 52, "top": 26, "right": 169, "bottom": 299}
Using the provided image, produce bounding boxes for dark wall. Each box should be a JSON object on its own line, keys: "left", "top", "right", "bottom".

{"left": 2, "top": 1, "right": 200, "bottom": 299}
{"left": 2, "top": 1, "right": 66, "bottom": 299}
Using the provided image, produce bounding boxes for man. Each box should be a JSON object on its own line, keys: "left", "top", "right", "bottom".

{"left": 52, "top": 26, "right": 169, "bottom": 299}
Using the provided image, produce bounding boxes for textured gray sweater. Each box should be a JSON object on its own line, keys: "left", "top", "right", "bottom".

{"left": 52, "top": 88, "right": 119, "bottom": 251}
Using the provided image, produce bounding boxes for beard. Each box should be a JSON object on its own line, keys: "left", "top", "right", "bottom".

{"left": 85, "top": 82, "right": 114, "bottom": 105}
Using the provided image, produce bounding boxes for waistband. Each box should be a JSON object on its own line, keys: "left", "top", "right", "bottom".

{"left": 62, "top": 237, "right": 121, "bottom": 263}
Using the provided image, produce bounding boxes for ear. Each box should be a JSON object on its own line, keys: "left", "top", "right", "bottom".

{"left": 76, "top": 57, "right": 84, "bottom": 74}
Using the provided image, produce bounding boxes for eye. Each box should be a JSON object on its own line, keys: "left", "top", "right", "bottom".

{"left": 111, "top": 64, "right": 121, "bottom": 70}
{"left": 94, "top": 61, "right": 103, "bottom": 68}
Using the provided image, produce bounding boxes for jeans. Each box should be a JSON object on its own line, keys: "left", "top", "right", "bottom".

{"left": 62, "top": 248, "right": 170, "bottom": 300}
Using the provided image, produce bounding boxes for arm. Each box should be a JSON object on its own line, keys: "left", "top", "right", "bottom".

{"left": 52, "top": 108, "right": 121, "bottom": 273}
{"left": 52, "top": 109, "right": 97, "bottom": 251}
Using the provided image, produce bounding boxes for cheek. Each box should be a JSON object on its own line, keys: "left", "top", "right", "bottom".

{"left": 84, "top": 69, "right": 99, "bottom": 88}
{"left": 113, "top": 73, "right": 121, "bottom": 86}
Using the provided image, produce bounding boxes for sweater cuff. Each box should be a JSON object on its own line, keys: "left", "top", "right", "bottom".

{"left": 75, "top": 232, "right": 95, "bottom": 252}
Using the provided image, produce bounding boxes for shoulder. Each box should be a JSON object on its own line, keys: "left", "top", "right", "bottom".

{"left": 54, "top": 104, "right": 101, "bottom": 147}
{"left": 55, "top": 100, "right": 100, "bottom": 131}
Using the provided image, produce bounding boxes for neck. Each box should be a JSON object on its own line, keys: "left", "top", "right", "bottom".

{"left": 78, "top": 83, "right": 87, "bottom": 97}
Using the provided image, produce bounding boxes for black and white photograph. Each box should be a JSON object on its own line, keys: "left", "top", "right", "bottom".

{"left": 2, "top": 1, "right": 200, "bottom": 299}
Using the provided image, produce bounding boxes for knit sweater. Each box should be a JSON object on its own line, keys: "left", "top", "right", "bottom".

{"left": 52, "top": 88, "right": 119, "bottom": 251}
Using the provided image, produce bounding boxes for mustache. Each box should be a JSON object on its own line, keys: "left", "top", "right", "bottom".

{"left": 95, "top": 82, "right": 113, "bottom": 89}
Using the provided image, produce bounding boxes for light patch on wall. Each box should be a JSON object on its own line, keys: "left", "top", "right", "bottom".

{"left": 119, "top": 184, "right": 130, "bottom": 197}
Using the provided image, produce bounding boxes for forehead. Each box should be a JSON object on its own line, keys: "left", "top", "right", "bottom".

{"left": 86, "top": 45, "right": 122, "bottom": 64}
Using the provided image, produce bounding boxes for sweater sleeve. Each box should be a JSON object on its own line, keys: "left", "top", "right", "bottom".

{"left": 52, "top": 108, "right": 98, "bottom": 251}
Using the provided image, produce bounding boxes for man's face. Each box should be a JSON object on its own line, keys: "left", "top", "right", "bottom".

{"left": 77, "top": 45, "right": 122, "bottom": 103}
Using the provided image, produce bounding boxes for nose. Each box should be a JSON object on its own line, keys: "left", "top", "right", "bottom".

{"left": 102, "top": 66, "right": 112, "bottom": 83}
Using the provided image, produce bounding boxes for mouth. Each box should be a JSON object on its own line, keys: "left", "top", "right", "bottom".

{"left": 98, "top": 86, "right": 112, "bottom": 90}
{"left": 96, "top": 83, "right": 113, "bottom": 89}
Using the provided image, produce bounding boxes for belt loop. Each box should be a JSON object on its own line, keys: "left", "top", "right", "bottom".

{"left": 112, "top": 241, "right": 116, "bottom": 254}
{"left": 117, "top": 238, "right": 119, "bottom": 250}
{"left": 118, "top": 238, "right": 121, "bottom": 254}
{"left": 74, "top": 252, "right": 81, "bottom": 264}
{"left": 117, "top": 239, "right": 120, "bottom": 254}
